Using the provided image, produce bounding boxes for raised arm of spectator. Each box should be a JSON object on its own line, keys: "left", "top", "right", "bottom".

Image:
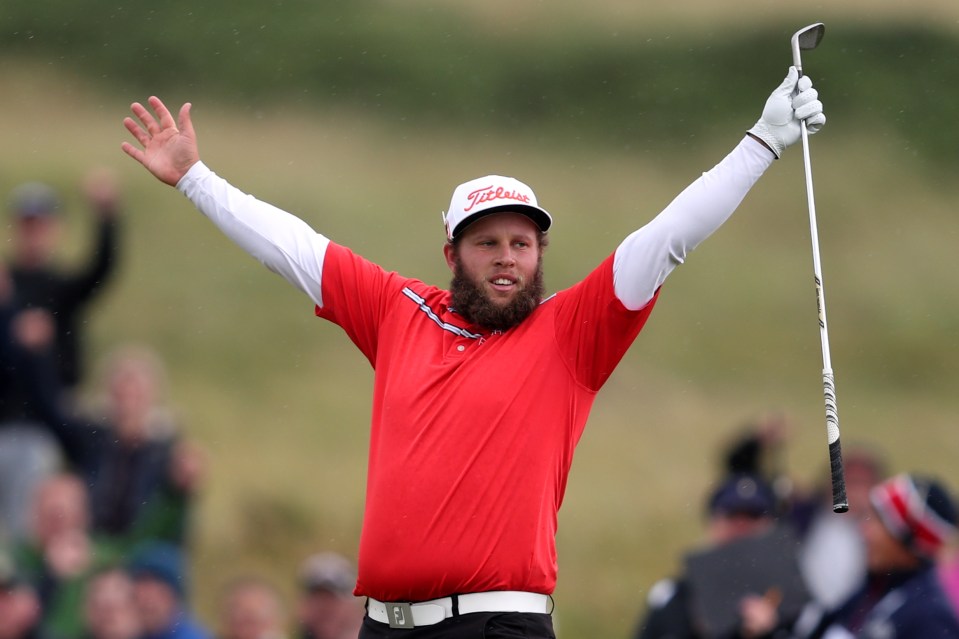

{"left": 57, "top": 169, "right": 122, "bottom": 308}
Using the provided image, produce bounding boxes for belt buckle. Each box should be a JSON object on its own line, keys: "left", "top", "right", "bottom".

{"left": 386, "top": 602, "right": 415, "bottom": 629}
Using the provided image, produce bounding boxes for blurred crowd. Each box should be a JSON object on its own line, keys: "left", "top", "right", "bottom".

{"left": 1, "top": 173, "right": 364, "bottom": 639}
{"left": 632, "top": 413, "right": 959, "bottom": 639}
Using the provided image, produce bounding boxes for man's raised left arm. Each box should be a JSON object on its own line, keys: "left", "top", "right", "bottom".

{"left": 612, "top": 67, "right": 824, "bottom": 310}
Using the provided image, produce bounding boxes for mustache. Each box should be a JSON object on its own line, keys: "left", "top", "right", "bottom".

{"left": 449, "top": 258, "right": 544, "bottom": 331}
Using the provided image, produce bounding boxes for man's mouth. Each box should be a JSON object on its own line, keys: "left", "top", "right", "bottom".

{"left": 489, "top": 276, "right": 518, "bottom": 293}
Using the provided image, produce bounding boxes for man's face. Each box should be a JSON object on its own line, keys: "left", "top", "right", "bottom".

{"left": 107, "top": 355, "right": 159, "bottom": 441}
{"left": 32, "top": 475, "right": 89, "bottom": 543}
{"left": 0, "top": 586, "right": 40, "bottom": 639}
{"left": 84, "top": 570, "right": 141, "bottom": 639}
{"left": 861, "top": 506, "right": 919, "bottom": 573}
{"left": 222, "top": 584, "right": 284, "bottom": 639}
{"left": 444, "top": 212, "right": 544, "bottom": 331}
{"left": 14, "top": 216, "right": 60, "bottom": 268}
{"left": 707, "top": 513, "right": 774, "bottom": 546}
{"left": 132, "top": 577, "right": 178, "bottom": 634}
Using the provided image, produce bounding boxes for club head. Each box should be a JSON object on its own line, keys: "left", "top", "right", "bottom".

{"left": 790, "top": 22, "right": 825, "bottom": 72}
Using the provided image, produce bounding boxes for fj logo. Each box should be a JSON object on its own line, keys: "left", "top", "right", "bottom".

{"left": 387, "top": 602, "right": 414, "bottom": 629}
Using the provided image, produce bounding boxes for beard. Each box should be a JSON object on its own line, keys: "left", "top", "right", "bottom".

{"left": 449, "top": 254, "right": 545, "bottom": 331}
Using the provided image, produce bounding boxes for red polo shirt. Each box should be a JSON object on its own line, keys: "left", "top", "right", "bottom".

{"left": 316, "top": 242, "right": 658, "bottom": 602}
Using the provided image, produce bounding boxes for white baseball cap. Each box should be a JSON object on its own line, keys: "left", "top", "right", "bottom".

{"left": 442, "top": 175, "right": 552, "bottom": 240}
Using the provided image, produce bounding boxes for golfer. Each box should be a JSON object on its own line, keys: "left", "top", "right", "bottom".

{"left": 122, "top": 66, "right": 824, "bottom": 639}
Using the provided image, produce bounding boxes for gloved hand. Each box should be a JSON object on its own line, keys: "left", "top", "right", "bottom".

{"left": 748, "top": 66, "right": 825, "bottom": 158}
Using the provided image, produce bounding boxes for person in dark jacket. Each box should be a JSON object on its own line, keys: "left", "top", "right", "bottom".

{"left": 635, "top": 473, "right": 807, "bottom": 639}
{"left": 0, "top": 270, "right": 63, "bottom": 541}
{"left": 4, "top": 169, "right": 121, "bottom": 416}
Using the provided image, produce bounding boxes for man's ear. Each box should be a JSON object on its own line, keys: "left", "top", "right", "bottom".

{"left": 443, "top": 243, "right": 456, "bottom": 272}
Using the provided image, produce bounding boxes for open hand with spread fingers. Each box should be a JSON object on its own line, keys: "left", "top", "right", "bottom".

{"left": 121, "top": 96, "right": 200, "bottom": 186}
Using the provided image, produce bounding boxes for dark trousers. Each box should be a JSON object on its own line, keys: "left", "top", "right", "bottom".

{"left": 359, "top": 611, "right": 556, "bottom": 639}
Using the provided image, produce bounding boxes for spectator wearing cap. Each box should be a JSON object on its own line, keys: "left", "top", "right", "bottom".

{"left": 127, "top": 542, "right": 211, "bottom": 639}
{"left": 296, "top": 553, "right": 363, "bottom": 639}
{"left": 634, "top": 473, "right": 806, "bottom": 639}
{"left": 3, "top": 169, "right": 122, "bottom": 421}
{"left": 705, "top": 472, "right": 779, "bottom": 545}
{"left": 793, "top": 473, "right": 959, "bottom": 638}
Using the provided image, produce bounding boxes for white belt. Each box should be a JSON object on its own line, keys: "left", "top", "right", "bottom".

{"left": 367, "top": 591, "right": 550, "bottom": 629}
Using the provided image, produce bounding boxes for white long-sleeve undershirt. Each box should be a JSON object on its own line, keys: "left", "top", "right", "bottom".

{"left": 177, "top": 163, "right": 331, "bottom": 307}
{"left": 176, "top": 136, "right": 774, "bottom": 311}
{"left": 613, "top": 136, "right": 773, "bottom": 309}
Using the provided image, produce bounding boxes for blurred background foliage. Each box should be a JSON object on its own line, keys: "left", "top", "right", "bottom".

{"left": 2, "top": 2, "right": 959, "bottom": 166}
{"left": 2, "top": 2, "right": 959, "bottom": 638}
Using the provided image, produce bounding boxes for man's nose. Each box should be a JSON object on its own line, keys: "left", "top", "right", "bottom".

{"left": 494, "top": 247, "right": 516, "bottom": 266}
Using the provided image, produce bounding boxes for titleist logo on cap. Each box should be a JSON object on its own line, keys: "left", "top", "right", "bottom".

{"left": 443, "top": 174, "right": 552, "bottom": 240}
{"left": 463, "top": 185, "right": 532, "bottom": 212}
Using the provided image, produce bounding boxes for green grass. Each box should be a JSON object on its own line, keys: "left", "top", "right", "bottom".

{"left": 4, "top": 47, "right": 959, "bottom": 639}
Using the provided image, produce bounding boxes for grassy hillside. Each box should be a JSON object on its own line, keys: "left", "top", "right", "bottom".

{"left": 3, "top": 16, "right": 959, "bottom": 639}
{"left": 3, "top": 4, "right": 959, "bottom": 170}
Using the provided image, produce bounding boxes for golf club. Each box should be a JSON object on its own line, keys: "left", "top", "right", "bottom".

{"left": 791, "top": 22, "right": 848, "bottom": 513}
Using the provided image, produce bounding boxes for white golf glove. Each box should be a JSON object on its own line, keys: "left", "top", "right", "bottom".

{"left": 748, "top": 66, "right": 825, "bottom": 158}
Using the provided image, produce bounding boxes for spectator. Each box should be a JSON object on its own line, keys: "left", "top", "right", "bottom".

{"left": 634, "top": 473, "right": 808, "bottom": 639}
{"left": 127, "top": 542, "right": 211, "bottom": 639}
{"left": 723, "top": 413, "right": 791, "bottom": 498}
{"left": 4, "top": 169, "right": 122, "bottom": 405}
{"left": 2, "top": 172, "right": 125, "bottom": 542}
{"left": 0, "top": 269, "right": 62, "bottom": 541}
{"left": 217, "top": 576, "right": 287, "bottom": 639}
{"left": 13, "top": 473, "right": 122, "bottom": 639}
{"left": 792, "top": 473, "right": 959, "bottom": 638}
{"left": 81, "top": 345, "right": 204, "bottom": 544}
{"left": 15, "top": 338, "right": 204, "bottom": 548}
{"left": 0, "top": 550, "right": 48, "bottom": 639}
{"left": 81, "top": 567, "right": 142, "bottom": 639}
{"left": 296, "top": 553, "right": 363, "bottom": 639}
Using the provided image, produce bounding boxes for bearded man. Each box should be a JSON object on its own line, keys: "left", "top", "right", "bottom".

{"left": 120, "top": 64, "right": 824, "bottom": 639}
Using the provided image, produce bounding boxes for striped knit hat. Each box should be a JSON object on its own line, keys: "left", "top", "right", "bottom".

{"left": 870, "top": 473, "right": 958, "bottom": 560}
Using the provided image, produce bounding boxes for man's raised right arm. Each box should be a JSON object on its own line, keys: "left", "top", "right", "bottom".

{"left": 176, "top": 163, "right": 328, "bottom": 306}
{"left": 122, "top": 97, "right": 328, "bottom": 307}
